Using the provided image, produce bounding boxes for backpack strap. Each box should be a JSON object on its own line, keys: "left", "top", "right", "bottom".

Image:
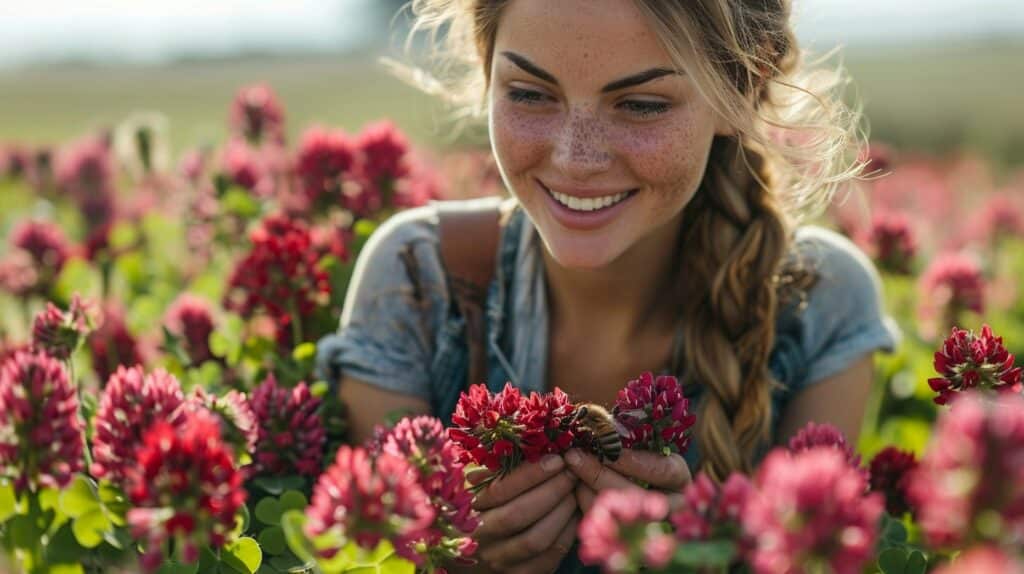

{"left": 437, "top": 202, "right": 503, "bottom": 391}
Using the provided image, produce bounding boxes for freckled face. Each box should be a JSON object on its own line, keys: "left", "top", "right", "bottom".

{"left": 489, "top": 0, "right": 727, "bottom": 269}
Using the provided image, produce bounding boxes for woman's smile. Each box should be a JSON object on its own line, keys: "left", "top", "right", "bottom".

{"left": 536, "top": 177, "right": 640, "bottom": 231}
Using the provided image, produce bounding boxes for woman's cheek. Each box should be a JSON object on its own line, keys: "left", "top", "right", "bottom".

{"left": 610, "top": 113, "right": 713, "bottom": 191}
{"left": 490, "top": 102, "right": 556, "bottom": 179}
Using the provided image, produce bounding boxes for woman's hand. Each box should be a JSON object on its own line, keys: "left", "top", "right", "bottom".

{"left": 465, "top": 455, "right": 580, "bottom": 573}
{"left": 565, "top": 448, "right": 691, "bottom": 513}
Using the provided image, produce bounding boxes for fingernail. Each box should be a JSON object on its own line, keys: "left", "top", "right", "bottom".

{"left": 565, "top": 449, "right": 582, "bottom": 467}
{"left": 541, "top": 455, "right": 563, "bottom": 472}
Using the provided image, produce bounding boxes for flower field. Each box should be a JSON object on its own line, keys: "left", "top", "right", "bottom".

{"left": 1, "top": 82, "right": 1024, "bottom": 573}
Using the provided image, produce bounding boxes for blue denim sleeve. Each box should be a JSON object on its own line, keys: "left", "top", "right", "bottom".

{"left": 789, "top": 226, "right": 902, "bottom": 391}
{"left": 314, "top": 205, "right": 448, "bottom": 400}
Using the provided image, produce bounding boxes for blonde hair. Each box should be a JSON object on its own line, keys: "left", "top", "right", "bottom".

{"left": 401, "top": 0, "right": 866, "bottom": 479}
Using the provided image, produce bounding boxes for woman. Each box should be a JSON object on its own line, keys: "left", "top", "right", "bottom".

{"left": 317, "top": 0, "right": 900, "bottom": 571}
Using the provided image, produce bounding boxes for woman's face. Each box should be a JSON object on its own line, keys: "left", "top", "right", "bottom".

{"left": 489, "top": 0, "right": 728, "bottom": 269}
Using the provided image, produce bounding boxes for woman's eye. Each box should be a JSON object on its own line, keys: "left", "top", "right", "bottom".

{"left": 507, "top": 88, "right": 551, "bottom": 105}
{"left": 618, "top": 100, "right": 671, "bottom": 118}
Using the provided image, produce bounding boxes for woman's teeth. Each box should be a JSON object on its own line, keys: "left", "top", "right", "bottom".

{"left": 550, "top": 190, "right": 630, "bottom": 212}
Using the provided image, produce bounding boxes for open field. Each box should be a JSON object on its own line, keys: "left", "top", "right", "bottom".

{"left": 1, "top": 39, "right": 1022, "bottom": 166}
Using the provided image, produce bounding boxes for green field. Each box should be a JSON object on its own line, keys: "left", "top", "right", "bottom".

{"left": 1, "top": 40, "right": 1022, "bottom": 166}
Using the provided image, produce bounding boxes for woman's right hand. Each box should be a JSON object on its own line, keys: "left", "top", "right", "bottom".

{"left": 465, "top": 454, "right": 580, "bottom": 573}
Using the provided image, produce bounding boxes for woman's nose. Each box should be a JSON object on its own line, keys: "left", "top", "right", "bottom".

{"left": 551, "top": 108, "right": 613, "bottom": 180}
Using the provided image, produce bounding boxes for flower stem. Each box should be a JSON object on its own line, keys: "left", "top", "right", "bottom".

{"left": 67, "top": 357, "right": 94, "bottom": 470}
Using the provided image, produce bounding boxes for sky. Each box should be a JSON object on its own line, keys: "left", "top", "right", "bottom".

{"left": 0, "top": 0, "right": 1021, "bottom": 69}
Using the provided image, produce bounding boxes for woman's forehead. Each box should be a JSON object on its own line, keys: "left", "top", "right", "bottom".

{"left": 493, "top": 0, "right": 682, "bottom": 85}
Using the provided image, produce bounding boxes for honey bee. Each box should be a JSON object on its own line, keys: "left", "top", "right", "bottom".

{"left": 567, "top": 403, "right": 628, "bottom": 462}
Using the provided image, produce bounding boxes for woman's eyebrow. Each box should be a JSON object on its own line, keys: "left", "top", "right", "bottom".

{"left": 500, "top": 51, "right": 679, "bottom": 92}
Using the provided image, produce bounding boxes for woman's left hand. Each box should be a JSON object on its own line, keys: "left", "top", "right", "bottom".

{"left": 565, "top": 447, "right": 691, "bottom": 513}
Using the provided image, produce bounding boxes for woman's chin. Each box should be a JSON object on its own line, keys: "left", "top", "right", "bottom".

{"left": 540, "top": 236, "right": 624, "bottom": 270}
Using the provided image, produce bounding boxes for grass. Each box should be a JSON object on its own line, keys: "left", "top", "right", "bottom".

{"left": 0, "top": 40, "right": 1022, "bottom": 167}
{"left": 842, "top": 38, "right": 1024, "bottom": 167}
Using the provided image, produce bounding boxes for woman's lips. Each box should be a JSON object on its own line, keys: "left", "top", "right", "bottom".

{"left": 537, "top": 178, "right": 638, "bottom": 231}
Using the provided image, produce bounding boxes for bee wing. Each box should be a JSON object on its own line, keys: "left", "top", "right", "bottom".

{"left": 612, "top": 417, "right": 630, "bottom": 438}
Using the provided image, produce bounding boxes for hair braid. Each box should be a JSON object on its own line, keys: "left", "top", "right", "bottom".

{"left": 677, "top": 135, "right": 791, "bottom": 480}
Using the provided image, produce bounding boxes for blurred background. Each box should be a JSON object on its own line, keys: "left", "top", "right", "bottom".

{"left": 1, "top": 0, "right": 1022, "bottom": 164}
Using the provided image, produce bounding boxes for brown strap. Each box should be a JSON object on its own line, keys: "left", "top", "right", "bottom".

{"left": 438, "top": 203, "right": 502, "bottom": 390}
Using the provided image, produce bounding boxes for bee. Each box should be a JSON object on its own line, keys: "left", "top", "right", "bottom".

{"left": 566, "top": 403, "right": 628, "bottom": 462}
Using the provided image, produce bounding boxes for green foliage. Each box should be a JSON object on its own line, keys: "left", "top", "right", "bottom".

{"left": 53, "top": 259, "right": 102, "bottom": 302}
{"left": 210, "top": 313, "right": 247, "bottom": 367}
{"left": 59, "top": 475, "right": 125, "bottom": 549}
{"left": 251, "top": 476, "right": 306, "bottom": 498}
{"left": 670, "top": 540, "right": 738, "bottom": 570}
{"left": 222, "top": 537, "right": 263, "bottom": 574}
{"left": 0, "top": 480, "right": 16, "bottom": 523}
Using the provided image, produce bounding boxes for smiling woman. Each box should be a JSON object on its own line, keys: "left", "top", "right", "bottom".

{"left": 316, "top": 1, "right": 900, "bottom": 572}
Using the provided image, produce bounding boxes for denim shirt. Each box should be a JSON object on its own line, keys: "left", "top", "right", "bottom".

{"left": 316, "top": 197, "right": 900, "bottom": 571}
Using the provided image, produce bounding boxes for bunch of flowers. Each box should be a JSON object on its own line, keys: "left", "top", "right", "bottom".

{"left": 223, "top": 214, "right": 330, "bottom": 345}
{"left": 0, "top": 349, "right": 83, "bottom": 493}
{"left": 31, "top": 294, "right": 94, "bottom": 360}
{"left": 374, "top": 416, "right": 480, "bottom": 568}
{"left": 163, "top": 293, "right": 216, "bottom": 365}
{"left": 927, "top": 324, "right": 1022, "bottom": 405}
{"left": 787, "top": 421, "right": 863, "bottom": 472}
{"left": 0, "top": 249, "right": 37, "bottom": 297}
{"left": 394, "top": 156, "right": 444, "bottom": 209}
{"left": 87, "top": 301, "right": 144, "bottom": 384}
{"left": 126, "top": 408, "right": 246, "bottom": 572}
{"left": 0, "top": 144, "right": 29, "bottom": 179}
{"left": 295, "top": 125, "right": 358, "bottom": 211}
{"left": 310, "top": 223, "right": 351, "bottom": 264}
{"left": 351, "top": 120, "right": 410, "bottom": 215}
{"left": 249, "top": 375, "right": 325, "bottom": 476}
{"left": 573, "top": 420, "right": 896, "bottom": 574}
{"left": 613, "top": 372, "right": 696, "bottom": 455}
{"left": 863, "top": 210, "right": 917, "bottom": 274}
{"left": 964, "top": 193, "right": 1024, "bottom": 247}
{"left": 229, "top": 83, "right": 286, "bottom": 146}
{"left": 6, "top": 219, "right": 72, "bottom": 297}
{"left": 742, "top": 448, "right": 884, "bottom": 574}
{"left": 919, "top": 252, "right": 986, "bottom": 329}
{"left": 517, "top": 387, "right": 577, "bottom": 462}
{"left": 90, "top": 365, "right": 185, "bottom": 485}
{"left": 907, "top": 391, "right": 1024, "bottom": 549}
{"left": 449, "top": 377, "right": 697, "bottom": 478}
{"left": 184, "top": 386, "right": 258, "bottom": 463}
{"left": 578, "top": 488, "right": 675, "bottom": 573}
{"left": 219, "top": 137, "right": 275, "bottom": 198}
{"left": 670, "top": 472, "right": 753, "bottom": 544}
{"left": 55, "top": 134, "right": 117, "bottom": 230}
{"left": 305, "top": 445, "right": 435, "bottom": 562}
{"left": 868, "top": 446, "right": 918, "bottom": 516}
{"left": 448, "top": 383, "right": 529, "bottom": 475}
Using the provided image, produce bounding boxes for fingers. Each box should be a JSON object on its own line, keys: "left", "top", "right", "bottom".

{"left": 564, "top": 449, "right": 635, "bottom": 492}
{"left": 506, "top": 512, "right": 580, "bottom": 574}
{"left": 466, "top": 467, "right": 493, "bottom": 486}
{"left": 474, "top": 470, "right": 578, "bottom": 541}
{"left": 480, "top": 494, "right": 578, "bottom": 569}
{"left": 575, "top": 484, "right": 597, "bottom": 514}
{"left": 606, "top": 449, "right": 692, "bottom": 490}
{"left": 473, "top": 455, "right": 565, "bottom": 511}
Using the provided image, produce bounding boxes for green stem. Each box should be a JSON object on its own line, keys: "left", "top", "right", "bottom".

{"left": 67, "top": 357, "right": 94, "bottom": 470}
{"left": 26, "top": 494, "right": 45, "bottom": 574}
{"left": 20, "top": 296, "right": 33, "bottom": 337}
